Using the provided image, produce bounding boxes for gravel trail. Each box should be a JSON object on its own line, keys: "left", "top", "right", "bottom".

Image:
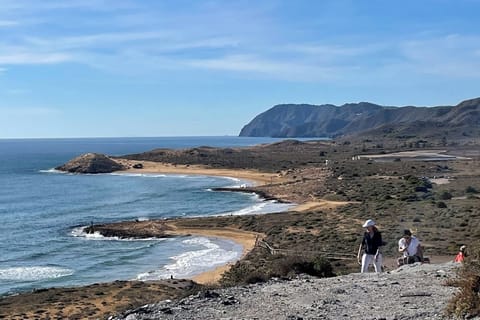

{"left": 113, "top": 262, "right": 464, "bottom": 320}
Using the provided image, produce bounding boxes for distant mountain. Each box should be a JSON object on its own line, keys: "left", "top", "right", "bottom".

{"left": 239, "top": 97, "right": 480, "bottom": 139}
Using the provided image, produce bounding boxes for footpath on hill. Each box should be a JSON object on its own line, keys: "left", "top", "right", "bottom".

{"left": 113, "top": 262, "right": 462, "bottom": 320}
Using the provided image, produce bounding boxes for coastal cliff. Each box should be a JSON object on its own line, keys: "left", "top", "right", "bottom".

{"left": 55, "top": 153, "right": 126, "bottom": 173}
{"left": 239, "top": 97, "right": 480, "bottom": 139}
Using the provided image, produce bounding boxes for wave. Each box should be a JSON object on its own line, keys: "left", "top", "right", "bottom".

{"left": 218, "top": 200, "right": 295, "bottom": 216}
{"left": 136, "top": 237, "right": 241, "bottom": 280}
{"left": 112, "top": 172, "right": 253, "bottom": 187}
{"left": 38, "top": 168, "right": 65, "bottom": 174}
{"left": 71, "top": 226, "right": 166, "bottom": 242}
{"left": 0, "top": 266, "right": 73, "bottom": 281}
{"left": 109, "top": 172, "right": 168, "bottom": 178}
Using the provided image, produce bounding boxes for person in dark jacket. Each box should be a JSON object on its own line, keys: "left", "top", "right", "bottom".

{"left": 357, "top": 219, "right": 383, "bottom": 273}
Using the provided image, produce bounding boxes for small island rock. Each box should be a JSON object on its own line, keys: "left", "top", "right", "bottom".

{"left": 56, "top": 153, "right": 126, "bottom": 174}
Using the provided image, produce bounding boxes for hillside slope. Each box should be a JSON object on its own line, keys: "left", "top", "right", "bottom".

{"left": 239, "top": 97, "right": 480, "bottom": 139}
{"left": 114, "top": 262, "right": 458, "bottom": 320}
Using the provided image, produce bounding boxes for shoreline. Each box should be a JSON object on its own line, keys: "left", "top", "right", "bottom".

{"left": 116, "top": 159, "right": 284, "bottom": 186}
{"left": 164, "top": 224, "right": 262, "bottom": 284}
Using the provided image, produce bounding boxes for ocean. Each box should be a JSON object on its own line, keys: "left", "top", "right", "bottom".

{"left": 0, "top": 137, "right": 294, "bottom": 296}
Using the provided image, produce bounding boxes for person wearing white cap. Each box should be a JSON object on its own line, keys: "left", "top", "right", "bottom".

{"left": 357, "top": 219, "right": 383, "bottom": 273}
{"left": 454, "top": 245, "right": 467, "bottom": 263}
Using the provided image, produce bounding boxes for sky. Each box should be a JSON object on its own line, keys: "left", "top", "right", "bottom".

{"left": 1, "top": 0, "right": 479, "bottom": 138}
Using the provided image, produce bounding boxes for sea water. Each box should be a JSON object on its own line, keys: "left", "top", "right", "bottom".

{"left": 0, "top": 137, "right": 294, "bottom": 295}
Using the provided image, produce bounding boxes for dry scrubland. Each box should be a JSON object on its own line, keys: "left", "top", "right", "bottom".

{"left": 2, "top": 139, "right": 480, "bottom": 319}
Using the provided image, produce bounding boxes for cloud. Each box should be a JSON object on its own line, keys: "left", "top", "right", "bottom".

{"left": 400, "top": 34, "right": 480, "bottom": 78}
{"left": 0, "top": 106, "right": 60, "bottom": 116}
{"left": 0, "top": 20, "right": 18, "bottom": 27}
{"left": 2, "top": 1, "right": 480, "bottom": 84}
{"left": 0, "top": 52, "right": 71, "bottom": 65}
{"left": 5, "top": 88, "right": 29, "bottom": 95}
{"left": 185, "top": 54, "right": 349, "bottom": 81}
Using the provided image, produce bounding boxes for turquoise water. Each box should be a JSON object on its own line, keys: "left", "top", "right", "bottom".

{"left": 0, "top": 137, "right": 293, "bottom": 295}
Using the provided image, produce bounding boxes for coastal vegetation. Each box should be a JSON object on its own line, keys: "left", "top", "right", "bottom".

{"left": 6, "top": 136, "right": 480, "bottom": 318}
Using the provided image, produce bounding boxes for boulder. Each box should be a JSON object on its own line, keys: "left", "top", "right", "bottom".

{"left": 56, "top": 153, "right": 126, "bottom": 174}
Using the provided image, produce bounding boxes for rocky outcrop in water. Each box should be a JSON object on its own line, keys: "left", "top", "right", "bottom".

{"left": 56, "top": 153, "right": 126, "bottom": 174}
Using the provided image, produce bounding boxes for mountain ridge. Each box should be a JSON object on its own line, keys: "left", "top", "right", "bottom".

{"left": 239, "top": 97, "right": 480, "bottom": 139}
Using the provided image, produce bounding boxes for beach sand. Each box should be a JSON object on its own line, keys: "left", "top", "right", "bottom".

{"left": 116, "top": 159, "right": 284, "bottom": 186}
{"left": 95, "top": 220, "right": 263, "bottom": 285}
{"left": 292, "top": 200, "right": 358, "bottom": 212}
{"left": 113, "top": 160, "right": 281, "bottom": 283}
{"left": 176, "top": 227, "right": 261, "bottom": 285}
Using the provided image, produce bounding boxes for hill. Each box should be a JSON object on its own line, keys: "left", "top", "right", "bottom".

{"left": 113, "top": 262, "right": 458, "bottom": 319}
{"left": 239, "top": 97, "right": 480, "bottom": 141}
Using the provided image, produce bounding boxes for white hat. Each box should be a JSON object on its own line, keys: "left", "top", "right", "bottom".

{"left": 362, "top": 219, "right": 376, "bottom": 228}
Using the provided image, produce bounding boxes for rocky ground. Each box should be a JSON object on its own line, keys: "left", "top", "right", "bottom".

{"left": 113, "top": 262, "right": 463, "bottom": 320}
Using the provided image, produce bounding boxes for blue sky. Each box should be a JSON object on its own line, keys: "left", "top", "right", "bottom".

{"left": 1, "top": 0, "right": 479, "bottom": 138}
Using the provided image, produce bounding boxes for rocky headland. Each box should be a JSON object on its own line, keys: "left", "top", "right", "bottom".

{"left": 55, "top": 153, "right": 126, "bottom": 174}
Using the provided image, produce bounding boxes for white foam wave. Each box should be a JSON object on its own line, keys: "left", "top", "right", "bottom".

{"left": 136, "top": 237, "right": 241, "bottom": 280}
{"left": 220, "top": 200, "right": 295, "bottom": 216}
{"left": 0, "top": 266, "right": 73, "bottom": 281}
{"left": 110, "top": 172, "right": 167, "bottom": 178}
{"left": 38, "top": 168, "right": 65, "bottom": 174}
{"left": 71, "top": 226, "right": 165, "bottom": 241}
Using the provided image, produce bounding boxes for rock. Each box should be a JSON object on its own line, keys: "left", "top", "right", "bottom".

{"left": 111, "top": 262, "right": 459, "bottom": 320}
{"left": 56, "top": 153, "right": 126, "bottom": 174}
{"left": 132, "top": 163, "right": 143, "bottom": 169}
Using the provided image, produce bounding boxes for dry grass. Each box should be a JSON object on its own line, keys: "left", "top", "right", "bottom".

{"left": 446, "top": 242, "right": 480, "bottom": 318}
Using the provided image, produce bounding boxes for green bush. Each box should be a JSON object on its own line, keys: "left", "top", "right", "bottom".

{"left": 439, "top": 191, "right": 453, "bottom": 200}
{"left": 313, "top": 256, "right": 334, "bottom": 277}
{"left": 466, "top": 186, "right": 478, "bottom": 194}
{"left": 437, "top": 201, "right": 447, "bottom": 208}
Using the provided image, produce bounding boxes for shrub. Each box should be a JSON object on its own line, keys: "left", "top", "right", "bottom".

{"left": 447, "top": 243, "right": 480, "bottom": 318}
{"left": 466, "top": 186, "right": 478, "bottom": 194}
{"left": 437, "top": 201, "right": 447, "bottom": 208}
{"left": 313, "top": 256, "right": 334, "bottom": 277}
{"left": 220, "top": 261, "right": 266, "bottom": 286}
{"left": 439, "top": 191, "right": 453, "bottom": 200}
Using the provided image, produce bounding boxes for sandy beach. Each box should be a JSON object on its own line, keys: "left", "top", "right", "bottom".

{"left": 112, "top": 159, "right": 285, "bottom": 283}
{"left": 167, "top": 226, "right": 262, "bottom": 284}
{"left": 117, "top": 159, "right": 284, "bottom": 186}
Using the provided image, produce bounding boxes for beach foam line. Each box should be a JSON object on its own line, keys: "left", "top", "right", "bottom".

{"left": 0, "top": 266, "right": 74, "bottom": 281}
{"left": 220, "top": 200, "right": 295, "bottom": 216}
{"left": 136, "top": 236, "right": 241, "bottom": 281}
{"left": 109, "top": 172, "right": 168, "bottom": 178}
{"left": 38, "top": 168, "right": 65, "bottom": 174}
{"left": 71, "top": 226, "right": 166, "bottom": 242}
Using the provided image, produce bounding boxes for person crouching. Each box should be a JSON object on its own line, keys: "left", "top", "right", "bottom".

{"left": 397, "top": 229, "right": 423, "bottom": 266}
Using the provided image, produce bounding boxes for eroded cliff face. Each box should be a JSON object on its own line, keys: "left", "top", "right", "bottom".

{"left": 56, "top": 153, "right": 126, "bottom": 173}
{"left": 239, "top": 97, "right": 480, "bottom": 138}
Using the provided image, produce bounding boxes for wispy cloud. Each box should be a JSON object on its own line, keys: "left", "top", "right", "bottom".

{"left": 0, "top": 52, "right": 71, "bottom": 65}
{"left": 400, "top": 34, "right": 480, "bottom": 78}
{"left": 185, "top": 54, "right": 347, "bottom": 81}
{"left": 0, "top": 106, "right": 60, "bottom": 116}
{"left": 1, "top": 1, "right": 480, "bottom": 84}
{"left": 5, "top": 88, "right": 29, "bottom": 95}
{"left": 0, "top": 20, "right": 18, "bottom": 27}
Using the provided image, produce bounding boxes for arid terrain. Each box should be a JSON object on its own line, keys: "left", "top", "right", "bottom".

{"left": 2, "top": 139, "right": 480, "bottom": 319}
